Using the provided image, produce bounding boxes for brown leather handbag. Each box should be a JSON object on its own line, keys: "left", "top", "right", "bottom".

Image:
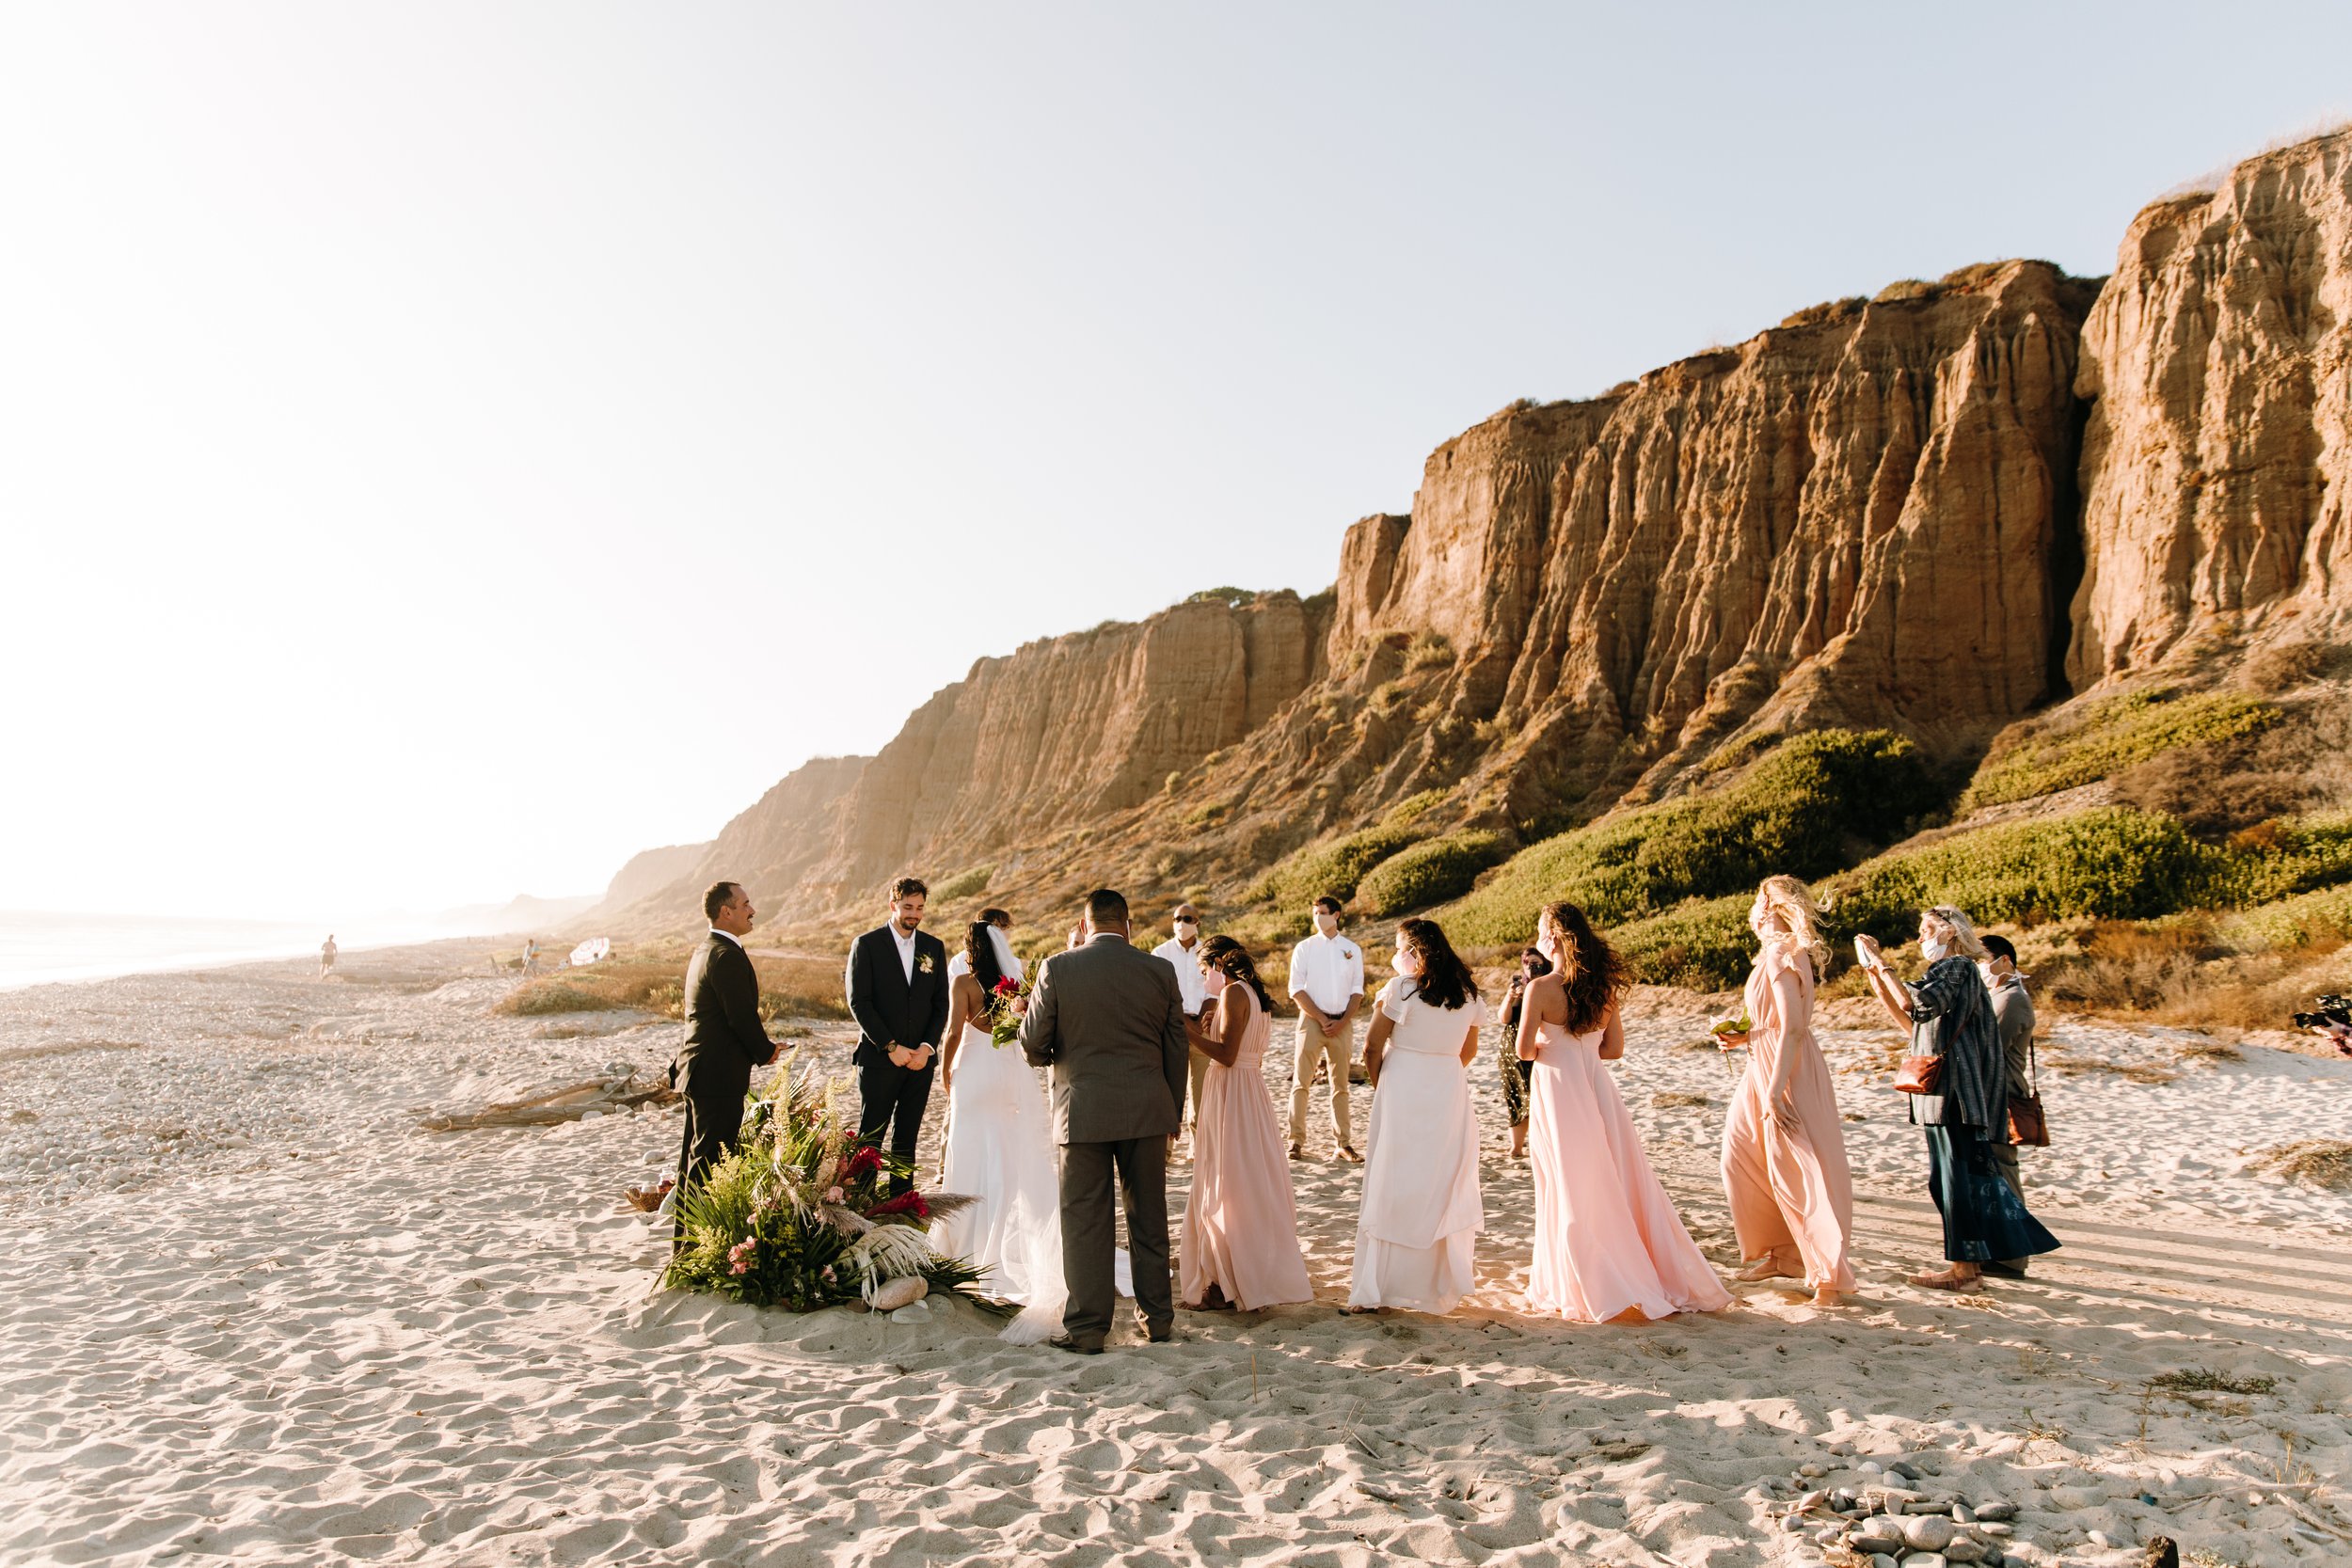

{"left": 1894, "top": 1053, "right": 1944, "bottom": 1095}
{"left": 2007, "top": 1034, "right": 2051, "bottom": 1147}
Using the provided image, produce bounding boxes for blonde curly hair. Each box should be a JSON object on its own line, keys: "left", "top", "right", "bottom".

{"left": 1751, "top": 875, "right": 1830, "bottom": 973}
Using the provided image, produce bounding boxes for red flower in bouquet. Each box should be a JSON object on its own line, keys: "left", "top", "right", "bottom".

{"left": 868, "top": 1190, "right": 931, "bottom": 1223}
{"left": 842, "top": 1145, "right": 884, "bottom": 1182}
{"left": 993, "top": 976, "right": 1022, "bottom": 999}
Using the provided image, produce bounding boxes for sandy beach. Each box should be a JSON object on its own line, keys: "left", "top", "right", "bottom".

{"left": 4, "top": 944, "right": 2349, "bottom": 1567}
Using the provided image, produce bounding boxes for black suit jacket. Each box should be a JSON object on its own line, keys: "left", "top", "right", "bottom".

{"left": 846, "top": 925, "right": 951, "bottom": 1070}
{"left": 675, "top": 932, "right": 779, "bottom": 1103}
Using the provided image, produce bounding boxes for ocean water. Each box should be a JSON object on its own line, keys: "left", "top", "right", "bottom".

{"left": 0, "top": 911, "right": 405, "bottom": 990}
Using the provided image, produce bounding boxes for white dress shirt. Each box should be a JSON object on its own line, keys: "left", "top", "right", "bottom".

{"left": 887, "top": 922, "right": 916, "bottom": 983}
{"left": 1287, "top": 929, "right": 1365, "bottom": 1017}
{"left": 1152, "top": 936, "right": 1209, "bottom": 1015}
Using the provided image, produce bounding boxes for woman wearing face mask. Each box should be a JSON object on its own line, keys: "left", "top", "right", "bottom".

{"left": 1179, "top": 936, "right": 1314, "bottom": 1311}
{"left": 1717, "top": 876, "right": 1854, "bottom": 1307}
{"left": 1856, "top": 906, "right": 2059, "bottom": 1291}
{"left": 1496, "top": 946, "right": 1550, "bottom": 1159}
{"left": 1346, "top": 919, "right": 1486, "bottom": 1315}
{"left": 1518, "top": 903, "right": 1730, "bottom": 1322}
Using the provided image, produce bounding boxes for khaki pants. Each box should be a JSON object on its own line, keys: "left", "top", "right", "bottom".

{"left": 1289, "top": 1014, "right": 1356, "bottom": 1149}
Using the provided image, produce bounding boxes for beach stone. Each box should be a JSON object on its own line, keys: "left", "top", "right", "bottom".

{"left": 1780, "top": 1514, "right": 1807, "bottom": 1533}
{"left": 1974, "top": 1501, "right": 2017, "bottom": 1522}
{"left": 1899, "top": 1555, "right": 1947, "bottom": 1568}
{"left": 1801, "top": 1463, "right": 1828, "bottom": 1477}
{"left": 1942, "top": 1541, "right": 1985, "bottom": 1563}
{"left": 1952, "top": 1504, "right": 1976, "bottom": 1524}
{"left": 1796, "top": 1490, "right": 1829, "bottom": 1511}
{"left": 1867, "top": 1487, "right": 1924, "bottom": 1512}
{"left": 1906, "top": 1498, "right": 1955, "bottom": 1514}
{"left": 1870, "top": 1557, "right": 1899, "bottom": 1568}
{"left": 1889, "top": 1462, "right": 1922, "bottom": 1481}
{"left": 1860, "top": 1462, "right": 1884, "bottom": 1475}
{"left": 1852, "top": 1526, "right": 1907, "bottom": 1556}
{"left": 1901, "top": 1515, "right": 1957, "bottom": 1552}
{"left": 1979, "top": 1522, "right": 2013, "bottom": 1538}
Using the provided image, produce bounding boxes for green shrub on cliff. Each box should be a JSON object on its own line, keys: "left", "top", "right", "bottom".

{"left": 1963, "top": 688, "right": 2281, "bottom": 809}
{"left": 1441, "top": 730, "right": 1939, "bottom": 947}
{"left": 1358, "top": 832, "right": 1511, "bottom": 918}
{"left": 1249, "top": 823, "right": 1422, "bottom": 908}
{"left": 1605, "top": 805, "right": 2352, "bottom": 990}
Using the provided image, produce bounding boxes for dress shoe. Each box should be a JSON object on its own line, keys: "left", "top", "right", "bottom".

{"left": 1980, "top": 1260, "right": 2029, "bottom": 1279}
{"left": 1287, "top": 1142, "right": 1303, "bottom": 1161}
{"left": 1047, "top": 1334, "right": 1104, "bottom": 1355}
{"left": 1142, "top": 1323, "right": 1177, "bottom": 1343}
{"left": 1336, "top": 1145, "right": 1363, "bottom": 1164}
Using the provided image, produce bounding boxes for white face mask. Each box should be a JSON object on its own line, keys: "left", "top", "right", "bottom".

{"left": 1921, "top": 934, "right": 1951, "bottom": 962}
{"left": 1535, "top": 927, "right": 1559, "bottom": 964}
{"left": 1313, "top": 911, "right": 1339, "bottom": 938}
{"left": 1393, "top": 947, "right": 1422, "bottom": 977}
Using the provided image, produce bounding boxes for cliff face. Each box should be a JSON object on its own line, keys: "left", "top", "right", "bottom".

{"left": 604, "top": 129, "right": 2352, "bottom": 939}
{"left": 597, "top": 842, "right": 709, "bottom": 911}
{"left": 1284, "top": 261, "right": 2099, "bottom": 824}
{"left": 789, "top": 592, "right": 1331, "bottom": 910}
{"left": 2071, "top": 132, "right": 2352, "bottom": 682}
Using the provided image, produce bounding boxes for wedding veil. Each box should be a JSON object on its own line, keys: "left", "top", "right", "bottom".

{"left": 987, "top": 924, "right": 1025, "bottom": 986}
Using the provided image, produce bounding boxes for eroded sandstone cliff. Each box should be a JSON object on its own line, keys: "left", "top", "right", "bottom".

{"left": 2071, "top": 130, "right": 2352, "bottom": 683}
{"left": 602, "top": 128, "right": 2352, "bottom": 940}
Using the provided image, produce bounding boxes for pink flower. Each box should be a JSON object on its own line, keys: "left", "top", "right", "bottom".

{"left": 826, "top": 1186, "right": 846, "bottom": 1204}
{"left": 726, "top": 1239, "right": 757, "bottom": 1276}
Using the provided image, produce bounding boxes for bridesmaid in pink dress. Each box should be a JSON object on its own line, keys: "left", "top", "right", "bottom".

{"left": 1179, "top": 937, "right": 1314, "bottom": 1311}
{"left": 1518, "top": 902, "right": 1730, "bottom": 1323}
{"left": 1718, "top": 876, "right": 1855, "bottom": 1307}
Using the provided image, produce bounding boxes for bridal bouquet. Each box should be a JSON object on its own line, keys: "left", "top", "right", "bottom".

{"left": 987, "top": 974, "right": 1029, "bottom": 1049}
{"left": 663, "top": 1050, "right": 991, "bottom": 1313}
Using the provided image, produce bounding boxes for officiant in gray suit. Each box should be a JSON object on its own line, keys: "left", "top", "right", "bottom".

{"left": 1018, "top": 887, "right": 1190, "bottom": 1353}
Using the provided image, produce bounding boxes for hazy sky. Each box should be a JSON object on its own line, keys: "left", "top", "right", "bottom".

{"left": 4, "top": 3, "right": 2346, "bottom": 922}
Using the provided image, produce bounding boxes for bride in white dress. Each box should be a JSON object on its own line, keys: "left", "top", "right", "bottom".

{"left": 930, "top": 916, "right": 1126, "bottom": 1342}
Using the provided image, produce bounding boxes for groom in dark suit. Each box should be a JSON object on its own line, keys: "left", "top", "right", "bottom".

{"left": 673, "top": 880, "right": 780, "bottom": 1243}
{"left": 1019, "top": 887, "right": 1190, "bottom": 1353}
{"left": 845, "top": 876, "right": 950, "bottom": 1196}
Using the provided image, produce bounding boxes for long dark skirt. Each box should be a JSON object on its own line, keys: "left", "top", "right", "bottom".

{"left": 1925, "top": 1126, "right": 2058, "bottom": 1264}
{"left": 1497, "top": 1036, "right": 1532, "bottom": 1125}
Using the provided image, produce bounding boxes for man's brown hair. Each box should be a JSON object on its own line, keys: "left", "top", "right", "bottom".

{"left": 704, "top": 881, "right": 741, "bottom": 922}
{"left": 889, "top": 876, "right": 929, "bottom": 902}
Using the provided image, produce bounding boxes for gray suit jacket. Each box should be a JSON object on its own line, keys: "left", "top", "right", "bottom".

{"left": 1018, "top": 934, "right": 1190, "bottom": 1145}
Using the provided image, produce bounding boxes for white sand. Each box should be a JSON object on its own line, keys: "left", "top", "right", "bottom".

{"left": 3, "top": 948, "right": 2350, "bottom": 1566}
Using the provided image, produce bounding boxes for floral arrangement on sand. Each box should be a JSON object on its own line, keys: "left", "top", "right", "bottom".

{"left": 663, "top": 1051, "right": 992, "bottom": 1313}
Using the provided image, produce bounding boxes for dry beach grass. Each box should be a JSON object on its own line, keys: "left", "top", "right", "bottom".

{"left": 1, "top": 944, "right": 2349, "bottom": 1566}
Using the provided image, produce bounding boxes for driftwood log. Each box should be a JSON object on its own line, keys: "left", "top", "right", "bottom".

{"left": 420, "top": 1061, "right": 677, "bottom": 1131}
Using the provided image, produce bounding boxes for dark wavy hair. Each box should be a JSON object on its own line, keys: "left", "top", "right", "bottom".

{"left": 1197, "top": 934, "right": 1275, "bottom": 1013}
{"left": 1394, "top": 918, "right": 1477, "bottom": 1011}
{"left": 1540, "top": 901, "right": 1629, "bottom": 1037}
{"left": 964, "top": 918, "right": 1007, "bottom": 1010}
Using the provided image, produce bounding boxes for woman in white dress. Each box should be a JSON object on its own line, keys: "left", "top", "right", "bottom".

{"left": 1347, "top": 917, "right": 1486, "bottom": 1315}
{"left": 930, "top": 915, "right": 1126, "bottom": 1341}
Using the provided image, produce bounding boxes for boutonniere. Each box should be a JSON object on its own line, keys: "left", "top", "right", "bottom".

{"left": 916, "top": 953, "right": 935, "bottom": 974}
{"left": 1341, "top": 943, "right": 1358, "bottom": 959}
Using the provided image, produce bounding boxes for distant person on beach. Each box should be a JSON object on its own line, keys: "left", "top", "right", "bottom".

{"left": 318, "top": 934, "right": 337, "bottom": 978}
{"left": 845, "top": 877, "right": 950, "bottom": 1196}
{"left": 1856, "top": 906, "right": 2058, "bottom": 1292}
{"left": 1716, "top": 876, "right": 1854, "bottom": 1308}
{"left": 1152, "top": 904, "right": 1209, "bottom": 1151}
{"left": 522, "top": 937, "right": 540, "bottom": 976}
{"left": 671, "top": 882, "right": 779, "bottom": 1246}
{"left": 1979, "top": 934, "right": 2042, "bottom": 1278}
{"left": 1286, "top": 895, "right": 1365, "bottom": 1164}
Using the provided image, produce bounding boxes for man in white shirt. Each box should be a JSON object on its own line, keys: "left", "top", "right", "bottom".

{"left": 1151, "top": 904, "right": 1210, "bottom": 1147}
{"left": 1286, "top": 895, "right": 1364, "bottom": 1163}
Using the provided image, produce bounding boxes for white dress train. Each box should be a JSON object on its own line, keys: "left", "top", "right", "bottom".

{"left": 929, "top": 1019, "right": 1129, "bottom": 1342}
